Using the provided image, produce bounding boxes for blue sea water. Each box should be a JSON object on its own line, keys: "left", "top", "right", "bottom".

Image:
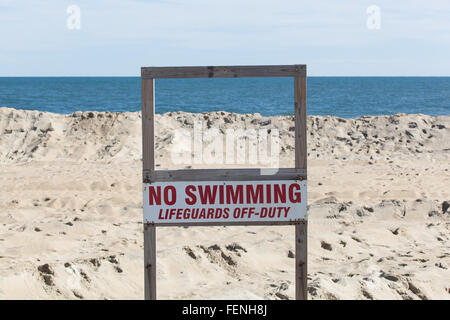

{"left": 0, "top": 77, "right": 449, "bottom": 118}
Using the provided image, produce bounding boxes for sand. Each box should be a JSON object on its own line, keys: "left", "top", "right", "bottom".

{"left": 0, "top": 106, "right": 449, "bottom": 300}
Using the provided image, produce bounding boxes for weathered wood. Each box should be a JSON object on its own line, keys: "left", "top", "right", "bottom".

{"left": 294, "top": 71, "right": 308, "bottom": 300}
{"left": 294, "top": 76, "right": 307, "bottom": 169}
{"left": 295, "top": 221, "right": 308, "bottom": 300}
{"left": 152, "top": 220, "right": 304, "bottom": 227}
{"left": 142, "top": 65, "right": 306, "bottom": 79}
{"left": 142, "top": 78, "right": 155, "bottom": 177}
{"left": 147, "top": 168, "right": 306, "bottom": 183}
{"left": 141, "top": 77, "right": 157, "bottom": 300}
{"left": 140, "top": 64, "right": 308, "bottom": 301}
{"left": 144, "top": 224, "right": 156, "bottom": 300}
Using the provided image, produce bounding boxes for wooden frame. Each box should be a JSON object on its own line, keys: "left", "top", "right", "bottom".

{"left": 142, "top": 64, "right": 306, "bottom": 79}
{"left": 145, "top": 168, "right": 306, "bottom": 183}
{"left": 141, "top": 65, "right": 307, "bottom": 300}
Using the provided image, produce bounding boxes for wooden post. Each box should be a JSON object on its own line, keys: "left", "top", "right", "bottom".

{"left": 144, "top": 223, "right": 156, "bottom": 300}
{"left": 142, "top": 77, "right": 157, "bottom": 300}
{"left": 294, "top": 74, "right": 308, "bottom": 300}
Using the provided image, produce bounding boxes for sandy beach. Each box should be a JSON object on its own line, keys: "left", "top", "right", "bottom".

{"left": 0, "top": 106, "right": 449, "bottom": 300}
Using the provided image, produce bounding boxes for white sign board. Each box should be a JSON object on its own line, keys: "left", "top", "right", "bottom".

{"left": 143, "top": 180, "right": 307, "bottom": 224}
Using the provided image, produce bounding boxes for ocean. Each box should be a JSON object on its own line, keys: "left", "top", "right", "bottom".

{"left": 0, "top": 77, "right": 449, "bottom": 118}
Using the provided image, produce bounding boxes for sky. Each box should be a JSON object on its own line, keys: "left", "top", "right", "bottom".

{"left": 0, "top": 0, "right": 449, "bottom": 76}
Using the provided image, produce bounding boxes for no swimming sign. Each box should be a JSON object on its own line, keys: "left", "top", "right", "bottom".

{"left": 143, "top": 180, "right": 307, "bottom": 225}
{"left": 141, "top": 65, "right": 308, "bottom": 300}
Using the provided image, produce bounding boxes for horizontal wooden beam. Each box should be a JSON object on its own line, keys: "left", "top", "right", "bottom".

{"left": 149, "top": 220, "right": 306, "bottom": 227}
{"left": 141, "top": 65, "right": 306, "bottom": 79}
{"left": 144, "top": 168, "right": 306, "bottom": 183}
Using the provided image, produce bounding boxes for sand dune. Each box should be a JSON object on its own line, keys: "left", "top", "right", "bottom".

{"left": 0, "top": 107, "right": 449, "bottom": 299}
